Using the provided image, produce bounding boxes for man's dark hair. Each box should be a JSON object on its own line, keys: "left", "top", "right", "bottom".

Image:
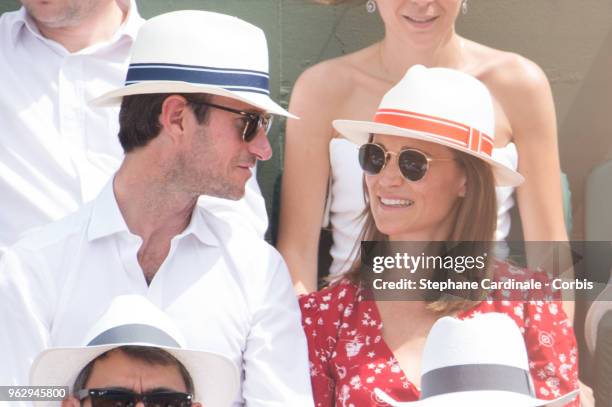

{"left": 118, "top": 93, "right": 211, "bottom": 153}
{"left": 72, "top": 345, "right": 195, "bottom": 395}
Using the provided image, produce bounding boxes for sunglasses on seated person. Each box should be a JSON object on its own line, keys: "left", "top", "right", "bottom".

{"left": 77, "top": 388, "right": 192, "bottom": 407}
{"left": 188, "top": 100, "right": 273, "bottom": 143}
{"left": 358, "top": 142, "right": 455, "bottom": 182}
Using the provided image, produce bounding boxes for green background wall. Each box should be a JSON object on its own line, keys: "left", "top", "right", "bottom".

{"left": 1, "top": 0, "right": 611, "bottom": 239}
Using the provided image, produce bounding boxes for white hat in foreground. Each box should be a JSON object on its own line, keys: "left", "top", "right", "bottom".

{"left": 30, "top": 295, "right": 239, "bottom": 407}
{"left": 333, "top": 65, "right": 523, "bottom": 186}
{"left": 375, "top": 313, "right": 578, "bottom": 407}
{"left": 91, "top": 10, "right": 296, "bottom": 118}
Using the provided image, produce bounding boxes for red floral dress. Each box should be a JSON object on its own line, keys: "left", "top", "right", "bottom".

{"left": 299, "top": 263, "right": 579, "bottom": 407}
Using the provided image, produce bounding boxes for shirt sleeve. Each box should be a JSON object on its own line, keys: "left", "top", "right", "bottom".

{"left": 523, "top": 301, "right": 579, "bottom": 406}
{"left": 0, "top": 247, "right": 55, "bottom": 386}
{"left": 240, "top": 250, "right": 314, "bottom": 406}
{"left": 299, "top": 291, "right": 336, "bottom": 407}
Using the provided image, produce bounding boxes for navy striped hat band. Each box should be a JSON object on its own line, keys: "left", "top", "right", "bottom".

{"left": 420, "top": 363, "right": 536, "bottom": 399}
{"left": 125, "top": 63, "right": 270, "bottom": 96}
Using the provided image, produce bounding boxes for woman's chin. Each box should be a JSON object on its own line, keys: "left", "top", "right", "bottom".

{"left": 376, "top": 224, "right": 412, "bottom": 240}
{"left": 374, "top": 221, "right": 439, "bottom": 242}
{"left": 372, "top": 212, "right": 420, "bottom": 239}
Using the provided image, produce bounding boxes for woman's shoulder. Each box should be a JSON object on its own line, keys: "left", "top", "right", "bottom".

{"left": 292, "top": 44, "right": 381, "bottom": 100}
{"left": 466, "top": 39, "right": 551, "bottom": 96}
{"left": 299, "top": 278, "right": 364, "bottom": 341}
{"left": 465, "top": 260, "right": 571, "bottom": 328}
{"left": 300, "top": 278, "right": 362, "bottom": 310}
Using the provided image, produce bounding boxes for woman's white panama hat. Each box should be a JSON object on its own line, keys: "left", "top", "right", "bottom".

{"left": 374, "top": 313, "right": 578, "bottom": 407}
{"left": 30, "top": 295, "right": 240, "bottom": 407}
{"left": 333, "top": 65, "right": 524, "bottom": 186}
{"left": 91, "top": 10, "right": 296, "bottom": 118}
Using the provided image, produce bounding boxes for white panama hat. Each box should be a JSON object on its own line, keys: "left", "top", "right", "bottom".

{"left": 374, "top": 313, "right": 578, "bottom": 407}
{"left": 30, "top": 295, "right": 240, "bottom": 407}
{"left": 333, "top": 65, "right": 524, "bottom": 186}
{"left": 91, "top": 10, "right": 296, "bottom": 118}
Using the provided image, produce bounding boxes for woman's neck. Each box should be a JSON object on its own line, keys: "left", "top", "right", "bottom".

{"left": 377, "top": 30, "right": 465, "bottom": 82}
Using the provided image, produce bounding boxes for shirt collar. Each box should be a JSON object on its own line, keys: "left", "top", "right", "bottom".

{"left": 87, "top": 180, "right": 130, "bottom": 241}
{"left": 9, "top": 8, "right": 32, "bottom": 46}
{"left": 118, "top": 0, "right": 144, "bottom": 42}
{"left": 87, "top": 179, "right": 219, "bottom": 247}
{"left": 181, "top": 205, "right": 220, "bottom": 247}
{"left": 9, "top": 0, "right": 143, "bottom": 48}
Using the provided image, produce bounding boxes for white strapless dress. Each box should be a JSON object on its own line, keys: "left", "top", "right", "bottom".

{"left": 327, "top": 138, "right": 518, "bottom": 276}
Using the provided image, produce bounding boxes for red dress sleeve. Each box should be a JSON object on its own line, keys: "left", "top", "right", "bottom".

{"left": 523, "top": 301, "right": 579, "bottom": 406}
{"left": 299, "top": 288, "right": 338, "bottom": 407}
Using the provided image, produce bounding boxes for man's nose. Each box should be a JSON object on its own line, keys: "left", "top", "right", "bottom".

{"left": 247, "top": 127, "right": 273, "bottom": 161}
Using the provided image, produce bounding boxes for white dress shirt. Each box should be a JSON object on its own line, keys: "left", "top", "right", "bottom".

{"left": 0, "top": 181, "right": 314, "bottom": 406}
{"left": 0, "top": 3, "right": 269, "bottom": 249}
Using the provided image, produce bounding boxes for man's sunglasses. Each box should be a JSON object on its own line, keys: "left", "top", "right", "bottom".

{"left": 77, "top": 388, "right": 192, "bottom": 407}
{"left": 189, "top": 101, "right": 272, "bottom": 143}
{"left": 358, "top": 142, "right": 454, "bottom": 182}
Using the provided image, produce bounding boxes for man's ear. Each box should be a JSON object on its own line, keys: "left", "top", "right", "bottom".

{"left": 61, "top": 395, "right": 80, "bottom": 407}
{"left": 158, "top": 95, "right": 190, "bottom": 144}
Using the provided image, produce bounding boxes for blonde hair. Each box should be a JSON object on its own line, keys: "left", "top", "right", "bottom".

{"left": 341, "top": 150, "right": 497, "bottom": 314}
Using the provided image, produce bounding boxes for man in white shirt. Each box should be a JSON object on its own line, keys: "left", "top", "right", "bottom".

{"left": 0, "top": 10, "right": 313, "bottom": 407}
{"left": 0, "top": 0, "right": 268, "bottom": 250}
{"left": 0, "top": 0, "right": 143, "bottom": 249}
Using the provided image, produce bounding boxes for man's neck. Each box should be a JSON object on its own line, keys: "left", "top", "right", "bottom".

{"left": 113, "top": 166, "right": 197, "bottom": 244}
{"left": 113, "top": 158, "right": 198, "bottom": 282}
{"left": 34, "top": 1, "right": 126, "bottom": 53}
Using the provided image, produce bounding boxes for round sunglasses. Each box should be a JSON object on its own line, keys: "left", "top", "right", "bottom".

{"left": 358, "top": 142, "right": 455, "bottom": 182}
{"left": 189, "top": 101, "right": 272, "bottom": 143}
{"left": 77, "top": 388, "right": 193, "bottom": 407}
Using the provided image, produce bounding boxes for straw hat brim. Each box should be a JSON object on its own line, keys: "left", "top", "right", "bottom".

{"left": 90, "top": 81, "right": 297, "bottom": 119}
{"left": 333, "top": 119, "right": 524, "bottom": 187}
{"left": 30, "top": 343, "right": 240, "bottom": 407}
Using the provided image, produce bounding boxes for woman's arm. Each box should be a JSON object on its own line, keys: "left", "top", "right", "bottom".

{"left": 278, "top": 62, "right": 346, "bottom": 294}
{"left": 499, "top": 56, "right": 567, "bottom": 240}
{"left": 523, "top": 301, "right": 579, "bottom": 406}
{"left": 491, "top": 55, "right": 575, "bottom": 320}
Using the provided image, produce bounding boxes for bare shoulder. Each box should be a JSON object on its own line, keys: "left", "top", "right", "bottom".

{"left": 466, "top": 41, "right": 556, "bottom": 145}
{"left": 468, "top": 42, "right": 551, "bottom": 99}
{"left": 292, "top": 45, "right": 378, "bottom": 105}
